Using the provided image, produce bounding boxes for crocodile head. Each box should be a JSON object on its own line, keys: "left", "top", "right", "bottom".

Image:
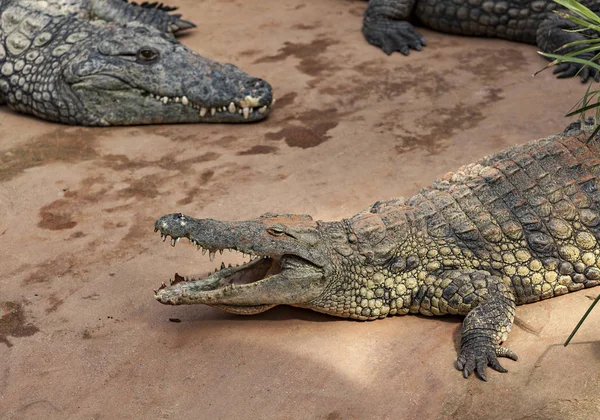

{"left": 153, "top": 212, "right": 343, "bottom": 315}
{"left": 60, "top": 25, "right": 273, "bottom": 125}
{"left": 153, "top": 202, "right": 412, "bottom": 318}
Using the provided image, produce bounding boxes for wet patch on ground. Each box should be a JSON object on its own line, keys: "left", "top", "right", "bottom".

{"left": 265, "top": 108, "right": 341, "bottom": 149}
{"left": 38, "top": 199, "right": 78, "bottom": 231}
{"left": 456, "top": 48, "right": 528, "bottom": 80}
{"left": 0, "top": 301, "right": 39, "bottom": 347}
{"left": 322, "top": 62, "right": 454, "bottom": 104}
{"left": 254, "top": 37, "right": 339, "bottom": 77}
{"left": 0, "top": 128, "right": 100, "bottom": 183}
{"left": 273, "top": 92, "right": 297, "bottom": 109}
{"left": 100, "top": 151, "right": 220, "bottom": 173}
{"left": 390, "top": 88, "right": 504, "bottom": 155}
{"left": 46, "top": 294, "right": 64, "bottom": 314}
{"left": 237, "top": 145, "right": 279, "bottom": 155}
{"left": 24, "top": 256, "right": 76, "bottom": 285}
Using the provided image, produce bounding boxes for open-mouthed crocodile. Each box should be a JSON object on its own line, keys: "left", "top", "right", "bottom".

{"left": 0, "top": 0, "right": 273, "bottom": 125}
{"left": 154, "top": 124, "right": 600, "bottom": 380}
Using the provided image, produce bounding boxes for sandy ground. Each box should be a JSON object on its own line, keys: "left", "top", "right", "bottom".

{"left": 2, "top": 0, "right": 600, "bottom": 419}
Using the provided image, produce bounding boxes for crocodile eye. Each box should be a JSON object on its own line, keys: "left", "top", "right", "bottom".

{"left": 267, "top": 226, "right": 285, "bottom": 236}
{"left": 137, "top": 47, "right": 159, "bottom": 63}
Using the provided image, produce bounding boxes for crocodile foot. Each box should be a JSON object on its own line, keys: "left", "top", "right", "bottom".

{"left": 553, "top": 58, "right": 600, "bottom": 83}
{"left": 457, "top": 338, "right": 518, "bottom": 381}
{"left": 362, "top": 19, "right": 426, "bottom": 56}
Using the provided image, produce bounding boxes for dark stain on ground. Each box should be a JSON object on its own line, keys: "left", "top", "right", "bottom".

{"left": 150, "top": 126, "right": 211, "bottom": 143}
{"left": 292, "top": 23, "right": 319, "bottom": 30}
{"left": 24, "top": 256, "right": 75, "bottom": 285}
{"left": 273, "top": 92, "right": 297, "bottom": 109}
{"left": 38, "top": 199, "right": 77, "bottom": 231}
{"left": 391, "top": 88, "right": 504, "bottom": 155}
{"left": 254, "top": 37, "right": 339, "bottom": 76}
{"left": 237, "top": 145, "right": 278, "bottom": 155}
{"left": 322, "top": 62, "right": 453, "bottom": 104}
{"left": 325, "top": 411, "right": 342, "bottom": 420}
{"left": 117, "top": 214, "right": 155, "bottom": 252}
{"left": 213, "top": 135, "right": 238, "bottom": 147}
{"left": 0, "top": 301, "right": 39, "bottom": 347}
{"left": 46, "top": 294, "right": 64, "bottom": 314}
{"left": 239, "top": 49, "right": 262, "bottom": 57}
{"left": 37, "top": 179, "right": 109, "bottom": 231}
{"left": 265, "top": 108, "right": 341, "bottom": 149}
{"left": 347, "top": 1, "right": 366, "bottom": 17}
{"left": 101, "top": 151, "right": 220, "bottom": 173}
{"left": 0, "top": 128, "right": 99, "bottom": 183}
{"left": 69, "top": 231, "right": 85, "bottom": 239}
{"left": 456, "top": 48, "right": 527, "bottom": 80}
{"left": 177, "top": 169, "right": 215, "bottom": 205}
{"left": 117, "top": 174, "right": 161, "bottom": 200}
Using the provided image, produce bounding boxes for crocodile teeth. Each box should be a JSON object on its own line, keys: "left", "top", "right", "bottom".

{"left": 209, "top": 250, "right": 215, "bottom": 261}
{"left": 202, "top": 248, "right": 207, "bottom": 256}
{"left": 228, "top": 102, "right": 236, "bottom": 113}
{"left": 171, "top": 238, "right": 177, "bottom": 247}
{"left": 181, "top": 96, "right": 189, "bottom": 106}
{"left": 243, "top": 107, "right": 249, "bottom": 119}
{"left": 162, "top": 96, "right": 169, "bottom": 104}
{"left": 200, "top": 107, "right": 207, "bottom": 117}
{"left": 161, "top": 234, "right": 167, "bottom": 242}
{"left": 210, "top": 108, "right": 216, "bottom": 116}
{"left": 258, "top": 106, "right": 267, "bottom": 114}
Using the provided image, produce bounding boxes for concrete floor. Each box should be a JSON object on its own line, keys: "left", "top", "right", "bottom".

{"left": 2, "top": 0, "right": 600, "bottom": 419}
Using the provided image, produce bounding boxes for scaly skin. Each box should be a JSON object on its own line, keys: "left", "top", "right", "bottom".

{"left": 0, "top": 0, "right": 273, "bottom": 125}
{"left": 154, "top": 126, "right": 600, "bottom": 380}
{"left": 361, "top": 0, "right": 600, "bottom": 82}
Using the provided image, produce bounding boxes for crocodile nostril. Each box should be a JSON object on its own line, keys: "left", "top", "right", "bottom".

{"left": 244, "top": 78, "right": 267, "bottom": 89}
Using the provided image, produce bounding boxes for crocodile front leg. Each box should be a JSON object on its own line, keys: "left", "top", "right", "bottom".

{"left": 90, "top": 0, "right": 196, "bottom": 34}
{"left": 362, "top": 0, "right": 426, "bottom": 55}
{"left": 537, "top": 15, "right": 600, "bottom": 83}
{"left": 457, "top": 288, "right": 517, "bottom": 381}
{"left": 415, "top": 270, "right": 518, "bottom": 381}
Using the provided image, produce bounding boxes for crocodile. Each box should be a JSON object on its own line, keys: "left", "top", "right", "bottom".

{"left": 0, "top": 0, "right": 273, "bottom": 125}
{"left": 361, "top": 0, "right": 600, "bottom": 82}
{"left": 154, "top": 125, "right": 600, "bottom": 380}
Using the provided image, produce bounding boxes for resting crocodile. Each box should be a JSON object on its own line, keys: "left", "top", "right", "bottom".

{"left": 154, "top": 125, "right": 600, "bottom": 380}
{"left": 0, "top": 0, "right": 273, "bottom": 125}
{"left": 361, "top": 0, "right": 600, "bottom": 82}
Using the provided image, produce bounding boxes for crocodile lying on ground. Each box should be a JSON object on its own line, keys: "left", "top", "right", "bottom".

{"left": 361, "top": 0, "right": 600, "bottom": 82}
{"left": 0, "top": 0, "right": 273, "bottom": 125}
{"left": 154, "top": 125, "right": 600, "bottom": 380}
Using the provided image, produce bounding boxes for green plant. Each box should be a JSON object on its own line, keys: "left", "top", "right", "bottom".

{"left": 537, "top": 0, "right": 600, "bottom": 137}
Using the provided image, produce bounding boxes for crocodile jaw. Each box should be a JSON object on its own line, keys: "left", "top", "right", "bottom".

{"left": 153, "top": 228, "right": 325, "bottom": 314}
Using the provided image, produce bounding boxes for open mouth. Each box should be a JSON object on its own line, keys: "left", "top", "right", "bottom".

{"left": 153, "top": 228, "right": 313, "bottom": 314}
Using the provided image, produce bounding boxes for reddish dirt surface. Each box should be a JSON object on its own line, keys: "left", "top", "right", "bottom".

{"left": 2, "top": 1, "right": 600, "bottom": 419}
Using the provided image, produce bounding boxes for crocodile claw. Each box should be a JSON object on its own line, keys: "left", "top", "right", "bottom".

{"left": 457, "top": 341, "right": 518, "bottom": 381}
{"left": 553, "top": 60, "right": 600, "bottom": 83}
{"left": 362, "top": 20, "right": 426, "bottom": 56}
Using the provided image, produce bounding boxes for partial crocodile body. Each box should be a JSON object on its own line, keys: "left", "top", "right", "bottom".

{"left": 0, "top": 0, "right": 273, "bottom": 125}
{"left": 155, "top": 126, "right": 600, "bottom": 380}
{"left": 361, "top": 0, "right": 600, "bottom": 82}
